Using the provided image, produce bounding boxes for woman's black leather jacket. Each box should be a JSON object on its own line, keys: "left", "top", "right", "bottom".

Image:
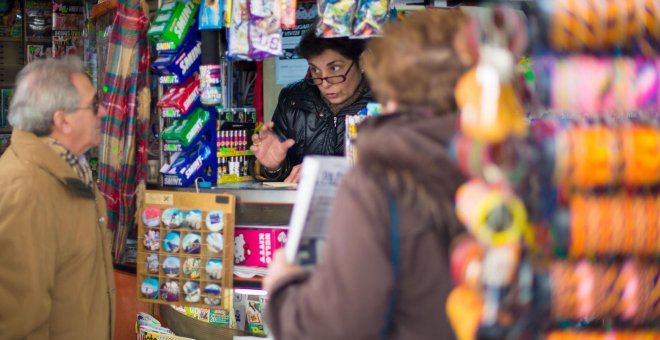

{"left": 254, "top": 80, "right": 372, "bottom": 181}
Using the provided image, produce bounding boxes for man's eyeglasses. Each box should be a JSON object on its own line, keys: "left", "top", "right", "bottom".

{"left": 74, "top": 95, "right": 100, "bottom": 115}
{"left": 305, "top": 62, "right": 355, "bottom": 86}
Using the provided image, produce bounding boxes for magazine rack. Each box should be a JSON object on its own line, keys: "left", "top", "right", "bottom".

{"left": 137, "top": 190, "right": 235, "bottom": 310}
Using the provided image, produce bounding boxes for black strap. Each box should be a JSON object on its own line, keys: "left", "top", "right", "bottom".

{"left": 380, "top": 189, "right": 400, "bottom": 339}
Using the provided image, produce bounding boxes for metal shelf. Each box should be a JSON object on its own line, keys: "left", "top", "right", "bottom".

{"left": 0, "top": 37, "right": 23, "bottom": 42}
{"left": 25, "top": 37, "right": 52, "bottom": 43}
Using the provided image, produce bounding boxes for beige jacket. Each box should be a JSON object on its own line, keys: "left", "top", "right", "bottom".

{"left": 0, "top": 130, "right": 115, "bottom": 339}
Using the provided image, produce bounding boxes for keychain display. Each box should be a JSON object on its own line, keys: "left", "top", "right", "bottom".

{"left": 448, "top": 4, "right": 660, "bottom": 339}
{"left": 456, "top": 179, "right": 529, "bottom": 247}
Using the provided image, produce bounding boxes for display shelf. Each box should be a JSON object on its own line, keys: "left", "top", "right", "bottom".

{"left": 0, "top": 37, "right": 23, "bottom": 42}
{"left": 217, "top": 174, "right": 252, "bottom": 184}
{"left": 25, "top": 37, "right": 52, "bottom": 43}
{"left": 217, "top": 149, "right": 253, "bottom": 157}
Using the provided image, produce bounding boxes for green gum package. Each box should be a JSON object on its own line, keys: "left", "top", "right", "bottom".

{"left": 163, "top": 0, "right": 199, "bottom": 46}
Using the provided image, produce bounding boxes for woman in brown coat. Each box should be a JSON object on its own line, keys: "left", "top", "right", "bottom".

{"left": 264, "top": 10, "right": 474, "bottom": 340}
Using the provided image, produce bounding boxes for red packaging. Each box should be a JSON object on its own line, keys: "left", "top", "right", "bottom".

{"left": 157, "top": 74, "right": 201, "bottom": 118}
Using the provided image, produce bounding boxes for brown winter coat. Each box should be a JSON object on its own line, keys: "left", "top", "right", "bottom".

{"left": 267, "top": 111, "right": 465, "bottom": 339}
{"left": 0, "top": 130, "right": 115, "bottom": 339}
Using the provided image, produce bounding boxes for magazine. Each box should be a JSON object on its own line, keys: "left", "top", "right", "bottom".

{"left": 52, "top": 2, "right": 84, "bottom": 30}
{"left": 26, "top": 44, "right": 49, "bottom": 62}
{"left": 1, "top": 89, "right": 13, "bottom": 128}
{"left": 52, "top": 30, "right": 83, "bottom": 59}
{"left": 284, "top": 156, "right": 350, "bottom": 267}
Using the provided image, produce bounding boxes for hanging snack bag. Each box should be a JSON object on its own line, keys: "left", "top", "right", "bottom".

{"left": 247, "top": 0, "right": 282, "bottom": 60}
{"left": 199, "top": 0, "right": 224, "bottom": 29}
{"left": 351, "top": 0, "right": 388, "bottom": 38}
{"left": 227, "top": 0, "right": 250, "bottom": 59}
{"left": 319, "top": 0, "right": 357, "bottom": 37}
{"left": 280, "top": 0, "right": 296, "bottom": 29}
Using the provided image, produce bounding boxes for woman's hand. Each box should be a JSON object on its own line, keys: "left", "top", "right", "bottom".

{"left": 284, "top": 164, "right": 302, "bottom": 183}
{"left": 250, "top": 121, "right": 295, "bottom": 170}
{"left": 264, "top": 249, "right": 304, "bottom": 293}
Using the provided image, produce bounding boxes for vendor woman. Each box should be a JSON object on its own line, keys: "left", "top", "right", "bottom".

{"left": 251, "top": 23, "right": 372, "bottom": 183}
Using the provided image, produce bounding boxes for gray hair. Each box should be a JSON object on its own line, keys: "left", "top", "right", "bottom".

{"left": 9, "top": 56, "right": 86, "bottom": 136}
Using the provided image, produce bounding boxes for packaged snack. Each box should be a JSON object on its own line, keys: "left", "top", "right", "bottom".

{"left": 247, "top": 0, "right": 283, "bottom": 60}
{"left": 163, "top": 0, "right": 199, "bottom": 47}
{"left": 199, "top": 0, "right": 224, "bottom": 29}
{"left": 152, "top": 38, "right": 202, "bottom": 85}
{"left": 227, "top": 0, "right": 249, "bottom": 59}
{"left": 200, "top": 64, "right": 224, "bottom": 106}
{"left": 351, "top": 0, "right": 388, "bottom": 38}
{"left": 319, "top": 0, "right": 357, "bottom": 37}
{"left": 158, "top": 75, "right": 201, "bottom": 118}
{"left": 280, "top": 0, "right": 297, "bottom": 29}
{"left": 157, "top": 19, "right": 199, "bottom": 54}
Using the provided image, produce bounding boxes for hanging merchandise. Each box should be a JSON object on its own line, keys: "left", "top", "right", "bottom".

{"left": 98, "top": 0, "right": 151, "bottom": 262}
{"left": 553, "top": 122, "right": 660, "bottom": 189}
{"left": 280, "top": 0, "right": 296, "bottom": 29}
{"left": 318, "top": 0, "right": 357, "bottom": 37}
{"left": 556, "top": 193, "right": 660, "bottom": 258}
{"left": 227, "top": 0, "right": 249, "bottom": 59}
{"left": 351, "top": 0, "right": 388, "bottom": 38}
{"left": 534, "top": 56, "right": 660, "bottom": 115}
{"left": 455, "top": 179, "right": 529, "bottom": 247}
{"left": 199, "top": 0, "right": 224, "bottom": 29}
{"left": 550, "top": 260, "right": 660, "bottom": 324}
{"left": 455, "top": 6, "right": 529, "bottom": 143}
{"left": 158, "top": 74, "right": 202, "bottom": 118}
{"left": 247, "top": 0, "right": 283, "bottom": 60}
{"left": 544, "top": 0, "right": 660, "bottom": 56}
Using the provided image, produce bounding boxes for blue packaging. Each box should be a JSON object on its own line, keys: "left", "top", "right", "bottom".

{"left": 153, "top": 38, "right": 202, "bottom": 85}
{"left": 199, "top": 0, "right": 224, "bottom": 29}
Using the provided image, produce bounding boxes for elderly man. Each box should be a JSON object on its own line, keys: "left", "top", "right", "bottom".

{"left": 0, "top": 57, "right": 115, "bottom": 339}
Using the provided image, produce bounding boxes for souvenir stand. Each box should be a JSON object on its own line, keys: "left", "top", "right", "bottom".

{"left": 447, "top": 1, "right": 660, "bottom": 339}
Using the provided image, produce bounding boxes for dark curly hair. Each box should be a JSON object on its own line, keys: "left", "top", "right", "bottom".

{"left": 295, "top": 19, "right": 366, "bottom": 62}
